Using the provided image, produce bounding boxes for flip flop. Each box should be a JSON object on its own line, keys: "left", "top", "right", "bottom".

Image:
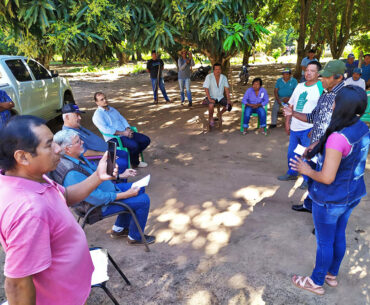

{"left": 292, "top": 275, "right": 325, "bottom": 295}
{"left": 325, "top": 274, "right": 338, "bottom": 287}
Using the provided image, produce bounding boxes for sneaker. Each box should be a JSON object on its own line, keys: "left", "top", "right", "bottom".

{"left": 138, "top": 161, "right": 148, "bottom": 168}
{"left": 299, "top": 180, "right": 309, "bottom": 190}
{"left": 110, "top": 228, "right": 129, "bottom": 239}
{"left": 127, "top": 235, "right": 156, "bottom": 245}
{"left": 269, "top": 124, "right": 277, "bottom": 129}
{"left": 277, "top": 173, "right": 298, "bottom": 181}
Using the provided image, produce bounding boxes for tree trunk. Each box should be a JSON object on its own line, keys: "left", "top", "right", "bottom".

{"left": 242, "top": 46, "right": 252, "bottom": 66}
{"left": 136, "top": 50, "right": 143, "bottom": 61}
{"left": 116, "top": 51, "right": 129, "bottom": 66}
{"left": 37, "top": 53, "right": 53, "bottom": 69}
{"left": 131, "top": 53, "right": 136, "bottom": 61}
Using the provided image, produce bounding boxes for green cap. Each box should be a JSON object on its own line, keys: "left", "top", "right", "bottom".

{"left": 319, "top": 60, "right": 346, "bottom": 77}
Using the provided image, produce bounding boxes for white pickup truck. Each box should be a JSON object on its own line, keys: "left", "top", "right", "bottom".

{"left": 0, "top": 55, "right": 74, "bottom": 121}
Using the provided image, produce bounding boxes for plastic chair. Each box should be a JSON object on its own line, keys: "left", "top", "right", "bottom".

{"left": 90, "top": 247, "right": 130, "bottom": 305}
{"left": 240, "top": 103, "right": 268, "bottom": 134}
{"left": 360, "top": 91, "right": 370, "bottom": 123}
{"left": 74, "top": 201, "right": 150, "bottom": 252}
{"left": 99, "top": 126, "right": 144, "bottom": 166}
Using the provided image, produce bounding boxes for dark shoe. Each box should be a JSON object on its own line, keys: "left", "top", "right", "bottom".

{"left": 269, "top": 124, "right": 277, "bottom": 129}
{"left": 278, "top": 173, "right": 298, "bottom": 181}
{"left": 110, "top": 228, "right": 129, "bottom": 239}
{"left": 127, "top": 235, "right": 156, "bottom": 245}
{"left": 312, "top": 228, "right": 315, "bottom": 235}
{"left": 291, "top": 204, "right": 312, "bottom": 213}
{"left": 188, "top": 102, "right": 192, "bottom": 107}
{"left": 299, "top": 180, "right": 309, "bottom": 190}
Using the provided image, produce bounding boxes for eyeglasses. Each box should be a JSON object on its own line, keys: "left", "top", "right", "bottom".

{"left": 67, "top": 138, "right": 82, "bottom": 146}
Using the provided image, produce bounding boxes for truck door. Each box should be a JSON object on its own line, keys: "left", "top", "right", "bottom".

{"left": 27, "top": 60, "right": 59, "bottom": 119}
{"left": 4, "top": 59, "right": 36, "bottom": 116}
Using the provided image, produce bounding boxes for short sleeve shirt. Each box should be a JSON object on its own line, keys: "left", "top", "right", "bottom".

{"left": 275, "top": 77, "right": 298, "bottom": 98}
{"left": 147, "top": 59, "right": 164, "bottom": 79}
{"left": 203, "top": 73, "right": 229, "bottom": 101}
{"left": 0, "top": 174, "right": 94, "bottom": 305}
{"left": 344, "top": 77, "right": 366, "bottom": 90}
{"left": 289, "top": 81, "right": 323, "bottom": 131}
{"left": 361, "top": 63, "right": 370, "bottom": 82}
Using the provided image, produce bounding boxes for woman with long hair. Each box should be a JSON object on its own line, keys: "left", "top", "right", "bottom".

{"left": 289, "top": 85, "right": 369, "bottom": 295}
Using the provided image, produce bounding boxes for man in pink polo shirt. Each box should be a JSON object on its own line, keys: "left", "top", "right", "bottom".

{"left": 0, "top": 115, "right": 117, "bottom": 305}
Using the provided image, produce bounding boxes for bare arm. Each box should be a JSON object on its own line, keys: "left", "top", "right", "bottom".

{"left": 115, "top": 187, "right": 140, "bottom": 200}
{"left": 290, "top": 148, "right": 342, "bottom": 184}
{"left": 292, "top": 110, "right": 308, "bottom": 122}
{"left": 285, "top": 115, "right": 291, "bottom": 135}
{"left": 224, "top": 87, "right": 231, "bottom": 104}
{"left": 65, "top": 152, "right": 117, "bottom": 206}
{"left": 204, "top": 88, "right": 214, "bottom": 103}
{"left": 0, "top": 101, "right": 14, "bottom": 111}
{"left": 5, "top": 276, "right": 36, "bottom": 305}
{"left": 274, "top": 88, "right": 280, "bottom": 103}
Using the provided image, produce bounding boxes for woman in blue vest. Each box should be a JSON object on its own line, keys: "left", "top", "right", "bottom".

{"left": 289, "top": 85, "right": 369, "bottom": 295}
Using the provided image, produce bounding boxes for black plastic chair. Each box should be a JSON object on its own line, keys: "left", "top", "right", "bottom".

{"left": 74, "top": 201, "right": 150, "bottom": 252}
{"left": 90, "top": 247, "right": 131, "bottom": 305}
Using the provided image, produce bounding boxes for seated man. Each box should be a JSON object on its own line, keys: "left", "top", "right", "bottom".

{"left": 62, "top": 103, "right": 128, "bottom": 173}
{"left": 0, "top": 89, "right": 15, "bottom": 129}
{"left": 52, "top": 129, "right": 155, "bottom": 244}
{"left": 361, "top": 53, "right": 370, "bottom": 89}
{"left": 270, "top": 68, "right": 298, "bottom": 128}
{"left": 203, "top": 63, "right": 232, "bottom": 128}
{"left": 92, "top": 92, "right": 150, "bottom": 168}
{"left": 345, "top": 53, "right": 359, "bottom": 79}
{"left": 344, "top": 68, "right": 366, "bottom": 90}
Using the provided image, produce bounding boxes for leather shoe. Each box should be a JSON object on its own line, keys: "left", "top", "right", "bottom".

{"left": 291, "top": 204, "right": 312, "bottom": 213}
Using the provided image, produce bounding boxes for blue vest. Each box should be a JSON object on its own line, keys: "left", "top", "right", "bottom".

{"left": 310, "top": 120, "right": 370, "bottom": 204}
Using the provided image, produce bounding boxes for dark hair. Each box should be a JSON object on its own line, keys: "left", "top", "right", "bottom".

{"left": 364, "top": 54, "right": 370, "bottom": 58}
{"left": 252, "top": 77, "right": 263, "bottom": 86}
{"left": 307, "top": 61, "right": 322, "bottom": 71}
{"left": 213, "top": 63, "right": 221, "bottom": 69}
{"left": 308, "top": 86, "right": 367, "bottom": 157}
{"left": 0, "top": 115, "right": 46, "bottom": 171}
{"left": 308, "top": 49, "right": 315, "bottom": 53}
{"left": 151, "top": 50, "right": 157, "bottom": 54}
{"left": 93, "top": 91, "right": 104, "bottom": 101}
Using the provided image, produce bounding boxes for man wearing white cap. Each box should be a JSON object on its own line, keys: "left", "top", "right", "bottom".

{"left": 345, "top": 68, "right": 366, "bottom": 90}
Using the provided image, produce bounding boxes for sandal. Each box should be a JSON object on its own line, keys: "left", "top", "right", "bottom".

{"left": 292, "top": 275, "right": 325, "bottom": 295}
{"left": 325, "top": 274, "right": 338, "bottom": 287}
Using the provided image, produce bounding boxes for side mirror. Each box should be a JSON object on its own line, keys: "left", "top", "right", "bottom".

{"left": 51, "top": 70, "right": 59, "bottom": 77}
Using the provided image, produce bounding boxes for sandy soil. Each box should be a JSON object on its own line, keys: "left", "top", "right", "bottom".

{"left": 0, "top": 63, "right": 369, "bottom": 305}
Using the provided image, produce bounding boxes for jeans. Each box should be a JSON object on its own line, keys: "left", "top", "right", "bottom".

{"left": 151, "top": 78, "right": 169, "bottom": 101}
{"left": 116, "top": 149, "right": 129, "bottom": 174}
{"left": 286, "top": 128, "right": 311, "bottom": 180}
{"left": 178, "top": 78, "right": 192, "bottom": 103}
{"left": 112, "top": 132, "right": 150, "bottom": 167}
{"left": 311, "top": 199, "right": 360, "bottom": 285}
{"left": 243, "top": 106, "right": 267, "bottom": 129}
{"left": 271, "top": 100, "right": 281, "bottom": 125}
{"left": 101, "top": 182, "right": 150, "bottom": 241}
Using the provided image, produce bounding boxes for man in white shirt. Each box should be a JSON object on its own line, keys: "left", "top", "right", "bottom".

{"left": 278, "top": 61, "right": 324, "bottom": 189}
{"left": 344, "top": 68, "right": 366, "bottom": 90}
{"left": 92, "top": 92, "right": 150, "bottom": 168}
{"left": 203, "top": 63, "right": 232, "bottom": 128}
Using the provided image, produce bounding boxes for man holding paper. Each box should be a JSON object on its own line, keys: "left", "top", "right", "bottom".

{"left": 51, "top": 129, "right": 155, "bottom": 245}
{"left": 278, "top": 61, "right": 323, "bottom": 190}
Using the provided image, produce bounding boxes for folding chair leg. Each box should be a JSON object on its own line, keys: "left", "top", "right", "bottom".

{"left": 100, "top": 285, "right": 120, "bottom": 305}
{"left": 108, "top": 253, "right": 131, "bottom": 285}
{"left": 130, "top": 212, "right": 150, "bottom": 252}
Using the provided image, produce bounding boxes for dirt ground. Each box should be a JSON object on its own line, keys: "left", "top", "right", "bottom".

{"left": 1, "top": 63, "right": 369, "bottom": 305}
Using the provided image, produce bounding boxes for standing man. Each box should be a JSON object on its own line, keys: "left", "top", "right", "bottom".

{"left": 270, "top": 68, "right": 298, "bottom": 128}
{"left": 345, "top": 53, "right": 359, "bottom": 79}
{"left": 62, "top": 103, "right": 129, "bottom": 173}
{"left": 92, "top": 92, "right": 150, "bottom": 168}
{"left": 0, "top": 89, "right": 14, "bottom": 129}
{"left": 300, "top": 49, "right": 318, "bottom": 82}
{"left": 284, "top": 59, "right": 346, "bottom": 212}
{"left": 361, "top": 53, "right": 370, "bottom": 89}
{"left": 178, "top": 49, "right": 195, "bottom": 106}
{"left": 146, "top": 50, "right": 171, "bottom": 104}
{"left": 203, "top": 63, "right": 232, "bottom": 129}
{"left": 278, "top": 61, "right": 323, "bottom": 190}
{"left": 0, "top": 115, "right": 117, "bottom": 305}
{"left": 344, "top": 68, "right": 366, "bottom": 90}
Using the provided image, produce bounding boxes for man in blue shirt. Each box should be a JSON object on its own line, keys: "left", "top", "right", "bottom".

{"left": 92, "top": 92, "right": 150, "bottom": 168}
{"left": 345, "top": 53, "right": 359, "bottom": 79}
{"left": 361, "top": 53, "right": 370, "bottom": 89}
{"left": 270, "top": 68, "right": 298, "bottom": 128}
{"left": 61, "top": 103, "right": 128, "bottom": 173}
{"left": 53, "top": 129, "right": 155, "bottom": 244}
{"left": 0, "top": 90, "right": 14, "bottom": 129}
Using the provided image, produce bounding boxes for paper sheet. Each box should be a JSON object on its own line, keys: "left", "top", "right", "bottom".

{"left": 132, "top": 174, "right": 151, "bottom": 188}
{"left": 294, "top": 144, "right": 318, "bottom": 163}
{"left": 90, "top": 249, "right": 109, "bottom": 285}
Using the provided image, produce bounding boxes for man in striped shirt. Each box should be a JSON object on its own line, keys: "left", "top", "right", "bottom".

{"left": 284, "top": 60, "right": 346, "bottom": 213}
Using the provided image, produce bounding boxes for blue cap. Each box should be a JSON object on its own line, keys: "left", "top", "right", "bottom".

{"left": 347, "top": 53, "right": 355, "bottom": 58}
{"left": 353, "top": 68, "right": 362, "bottom": 74}
{"left": 61, "top": 103, "right": 85, "bottom": 114}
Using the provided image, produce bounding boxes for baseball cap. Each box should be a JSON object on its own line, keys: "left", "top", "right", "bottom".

{"left": 353, "top": 68, "right": 362, "bottom": 74}
{"left": 318, "top": 60, "right": 346, "bottom": 77}
{"left": 61, "top": 103, "right": 86, "bottom": 114}
{"left": 347, "top": 53, "right": 355, "bottom": 58}
{"left": 282, "top": 68, "right": 291, "bottom": 74}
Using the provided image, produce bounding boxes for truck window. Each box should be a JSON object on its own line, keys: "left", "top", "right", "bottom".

{"left": 28, "top": 60, "right": 52, "bottom": 80}
{"left": 5, "top": 60, "right": 32, "bottom": 82}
